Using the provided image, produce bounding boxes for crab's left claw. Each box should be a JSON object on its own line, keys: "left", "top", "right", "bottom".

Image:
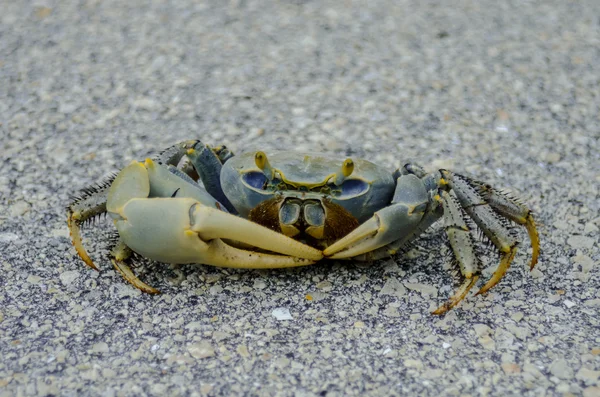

{"left": 111, "top": 197, "right": 323, "bottom": 269}
{"left": 324, "top": 174, "right": 428, "bottom": 259}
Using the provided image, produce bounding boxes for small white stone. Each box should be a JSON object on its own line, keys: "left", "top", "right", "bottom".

{"left": 132, "top": 97, "right": 160, "bottom": 110}
{"left": 59, "top": 270, "right": 79, "bottom": 286}
{"left": 9, "top": 201, "right": 30, "bottom": 216}
{"left": 380, "top": 277, "right": 406, "bottom": 297}
{"left": 404, "top": 359, "right": 423, "bottom": 369}
{"left": 567, "top": 236, "right": 595, "bottom": 250}
{"left": 442, "top": 342, "right": 451, "bottom": 349}
{"left": 253, "top": 280, "right": 267, "bottom": 290}
{"left": 577, "top": 368, "right": 600, "bottom": 385}
{"left": 271, "top": 307, "right": 293, "bottom": 321}
{"left": 0, "top": 233, "right": 20, "bottom": 242}
{"left": 584, "top": 387, "right": 600, "bottom": 397}
{"left": 549, "top": 359, "right": 574, "bottom": 379}
{"left": 473, "top": 324, "right": 492, "bottom": 337}
{"left": 91, "top": 342, "right": 109, "bottom": 353}
{"left": 564, "top": 300, "right": 576, "bottom": 309}
{"left": 27, "top": 275, "right": 42, "bottom": 284}
{"left": 404, "top": 282, "right": 438, "bottom": 297}
{"left": 188, "top": 342, "right": 215, "bottom": 359}
{"left": 573, "top": 254, "right": 595, "bottom": 273}
{"left": 584, "top": 299, "right": 600, "bottom": 307}
{"left": 584, "top": 222, "right": 599, "bottom": 234}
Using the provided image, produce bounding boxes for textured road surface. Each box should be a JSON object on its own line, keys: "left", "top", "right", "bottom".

{"left": 1, "top": 1, "right": 599, "bottom": 396}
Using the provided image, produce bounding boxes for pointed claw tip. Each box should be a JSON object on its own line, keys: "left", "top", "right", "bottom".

{"left": 431, "top": 306, "right": 450, "bottom": 316}
{"left": 84, "top": 260, "right": 99, "bottom": 271}
{"left": 525, "top": 213, "right": 540, "bottom": 271}
{"left": 529, "top": 257, "right": 538, "bottom": 271}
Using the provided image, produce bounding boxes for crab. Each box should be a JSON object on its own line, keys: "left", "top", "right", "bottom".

{"left": 67, "top": 140, "right": 539, "bottom": 314}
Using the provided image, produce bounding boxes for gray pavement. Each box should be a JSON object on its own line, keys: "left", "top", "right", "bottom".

{"left": 1, "top": 1, "right": 599, "bottom": 396}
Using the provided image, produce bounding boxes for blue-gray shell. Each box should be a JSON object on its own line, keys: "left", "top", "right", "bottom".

{"left": 220, "top": 152, "right": 396, "bottom": 222}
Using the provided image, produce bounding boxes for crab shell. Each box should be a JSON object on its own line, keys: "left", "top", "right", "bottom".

{"left": 221, "top": 152, "right": 395, "bottom": 238}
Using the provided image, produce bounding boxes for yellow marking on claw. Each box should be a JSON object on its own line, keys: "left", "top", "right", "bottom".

{"left": 144, "top": 158, "right": 155, "bottom": 168}
{"left": 476, "top": 245, "right": 518, "bottom": 295}
{"left": 439, "top": 178, "right": 448, "bottom": 186}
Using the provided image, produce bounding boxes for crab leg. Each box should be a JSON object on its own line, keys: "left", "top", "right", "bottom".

{"left": 186, "top": 141, "right": 237, "bottom": 214}
{"left": 67, "top": 174, "right": 116, "bottom": 270}
{"left": 442, "top": 171, "right": 520, "bottom": 295}
{"left": 431, "top": 191, "right": 481, "bottom": 315}
{"left": 324, "top": 174, "right": 429, "bottom": 258}
{"left": 472, "top": 181, "right": 539, "bottom": 269}
{"left": 110, "top": 239, "right": 160, "bottom": 294}
{"left": 152, "top": 140, "right": 199, "bottom": 165}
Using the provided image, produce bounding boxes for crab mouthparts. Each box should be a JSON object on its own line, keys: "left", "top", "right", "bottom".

{"left": 248, "top": 197, "right": 359, "bottom": 247}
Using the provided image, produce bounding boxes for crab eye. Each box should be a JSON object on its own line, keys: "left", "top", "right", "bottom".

{"left": 338, "top": 179, "right": 369, "bottom": 197}
{"left": 242, "top": 172, "right": 268, "bottom": 190}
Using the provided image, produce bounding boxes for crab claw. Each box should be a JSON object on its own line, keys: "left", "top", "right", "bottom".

{"left": 111, "top": 197, "right": 322, "bottom": 269}
{"left": 324, "top": 174, "right": 429, "bottom": 259}
{"left": 323, "top": 202, "right": 427, "bottom": 259}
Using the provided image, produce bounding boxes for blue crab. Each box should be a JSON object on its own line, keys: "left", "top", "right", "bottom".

{"left": 67, "top": 140, "right": 539, "bottom": 314}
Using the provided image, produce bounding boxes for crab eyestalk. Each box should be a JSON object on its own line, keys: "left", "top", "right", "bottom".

{"left": 333, "top": 158, "right": 354, "bottom": 186}
{"left": 255, "top": 151, "right": 275, "bottom": 180}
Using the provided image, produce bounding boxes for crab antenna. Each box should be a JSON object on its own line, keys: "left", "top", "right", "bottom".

{"left": 333, "top": 158, "right": 354, "bottom": 186}
{"left": 255, "top": 151, "right": 275, "bottom": 180}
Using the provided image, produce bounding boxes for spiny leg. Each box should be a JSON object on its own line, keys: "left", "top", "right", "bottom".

{"left": 67, "top": 141, "right": 199, "bottom": 270}
{"left": 152, "top": 140, "right": 199, "bottom": 166}
{"left": 471, "top": 180, "right": 539, "bottom": 269}
{"left": 432, "top": 191, "right": 481, "bottom": 315}
{"left": 67, "top": 174, "right": 116, "bottom": 270}
{"left": 110, "top": 239, "right": 160, "bottom": 294}
{"left": 442, "top": 170, "right": 520, "bottom": 295}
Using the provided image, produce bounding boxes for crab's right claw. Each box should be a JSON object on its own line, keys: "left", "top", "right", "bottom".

{"left": 323, "top": 174, "right": 428, "bottom": 259}
{"left": 111, "top": 197, "right": 323, "bottom": 269}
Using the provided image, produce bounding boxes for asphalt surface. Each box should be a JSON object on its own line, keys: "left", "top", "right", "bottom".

{"left": 1, "top": 1, "right": 599, "bottom": 396}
